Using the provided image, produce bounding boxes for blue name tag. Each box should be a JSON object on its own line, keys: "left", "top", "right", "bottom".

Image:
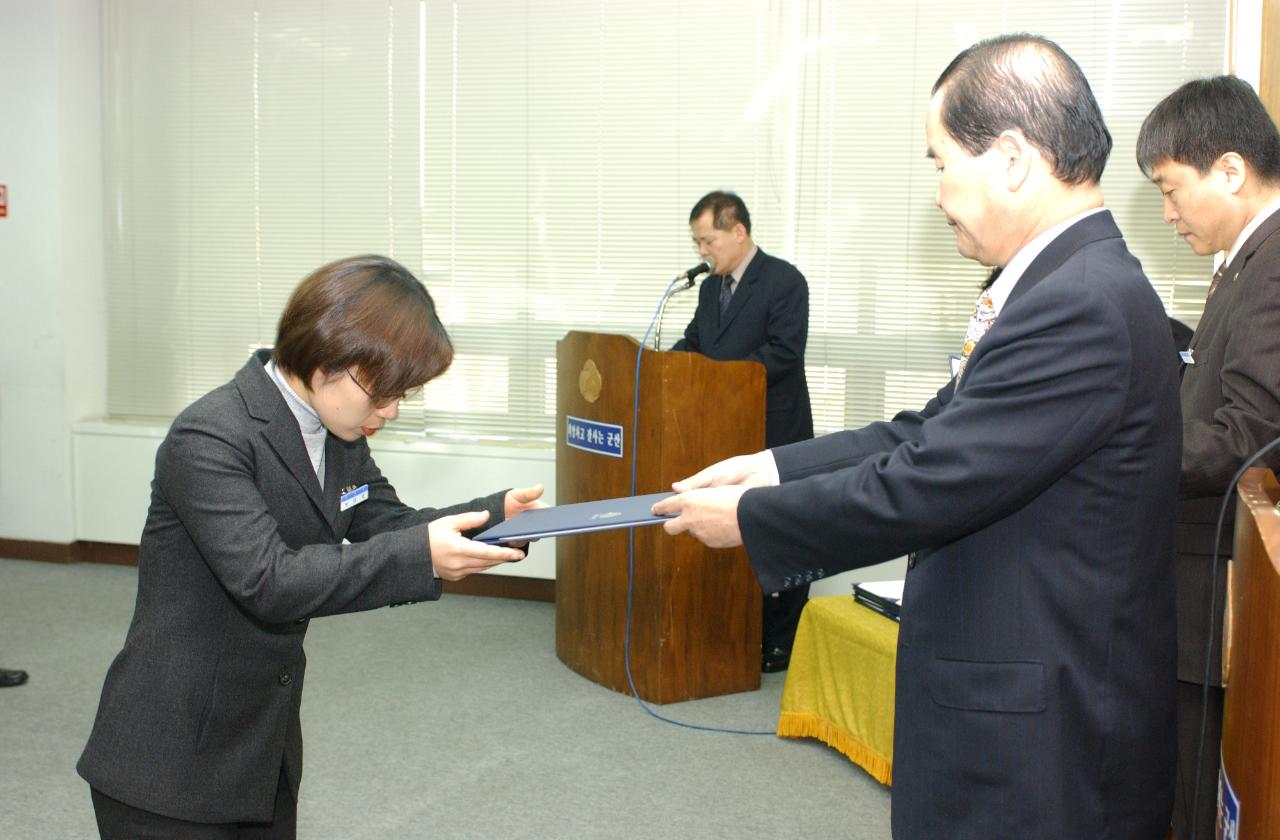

{"left": 340, "top": 484, "right": 369, "bottom": 512}
{"left": 566, "top": 415, "right": 624, "bottom": 458}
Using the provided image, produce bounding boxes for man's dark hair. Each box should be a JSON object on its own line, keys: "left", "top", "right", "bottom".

{"left": 932, "top": 34, "right": 1112, "bottom": 186}
{"left": 273, "top": 255, "right": 453, "bottom": 402}
{"left": 689, "top": 190, "right": 752, "bottom": 234}
{"left": 1136, "top": 75, "right": 1280, "bottom": 181}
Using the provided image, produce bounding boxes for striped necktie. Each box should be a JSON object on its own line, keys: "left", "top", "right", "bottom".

{"left": 719, "top": 276, "right": 734, "bottom": 314}
{"left": 1207, "top": 262, "right": 1227, "bottom": 298}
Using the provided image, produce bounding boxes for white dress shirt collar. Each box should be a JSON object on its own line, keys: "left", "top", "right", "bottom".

{"left": 1224, "top": 195, "right": 1280, "bottom": 269}
{"left": 988, "top": 207, "right": 1107, "bottom": 316}
{"left": 727, "top": 245, "right": 759, "bottom": 291}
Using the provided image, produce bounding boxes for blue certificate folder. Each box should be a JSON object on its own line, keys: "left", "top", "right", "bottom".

{"left": 474, "top": 492, "right": 677, "bottom": 544}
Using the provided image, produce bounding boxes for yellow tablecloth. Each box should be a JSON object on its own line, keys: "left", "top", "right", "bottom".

{"left": 777, "top": 595, "right": 898, "bottom": 785}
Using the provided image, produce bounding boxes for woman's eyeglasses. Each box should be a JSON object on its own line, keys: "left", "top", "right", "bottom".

{"left": 346, "top": 369, "right": 420, "bottom": 409}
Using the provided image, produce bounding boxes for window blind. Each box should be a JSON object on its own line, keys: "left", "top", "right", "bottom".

{"left": 103, "top": 0, "right": 1225, "bottom": 440}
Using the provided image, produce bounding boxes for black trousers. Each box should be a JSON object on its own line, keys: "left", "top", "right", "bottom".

{"left": 91, "top": 768, "right": 296, "bottom": 840}
{"left": 1172, "top": 679, "right": 1224, "bottom": 840}
{"left": 762, "top": 585, "right": 809, "bottom": 652}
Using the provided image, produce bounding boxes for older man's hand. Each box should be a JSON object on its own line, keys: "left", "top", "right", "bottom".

{"left": 652, "top": 485, "right": 748, "bottom": 549}
{"left": 672, "top": 451, "right": 778, "bottom": 493}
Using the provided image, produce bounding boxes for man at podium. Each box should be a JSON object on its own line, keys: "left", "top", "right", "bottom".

{"left": 672, "top": 190, "right": 814, "bottom": 673}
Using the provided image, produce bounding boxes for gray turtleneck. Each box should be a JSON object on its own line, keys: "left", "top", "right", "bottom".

{"left": 264, "top": 358, "right": 328, "bottom": 490}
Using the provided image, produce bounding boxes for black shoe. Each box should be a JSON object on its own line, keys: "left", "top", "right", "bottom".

{"left": 761, "top": 647, "right": 791, "bottom": 673}
{"left": 0, "top": 668, "right": 28, "bottom": 688}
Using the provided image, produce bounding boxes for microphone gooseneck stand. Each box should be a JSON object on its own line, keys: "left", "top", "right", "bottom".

{"left": 652, "top": 277, "right": 694, "bottom": 350}
{"left": 652, "top": 262, "right": 711, "bottom": 349}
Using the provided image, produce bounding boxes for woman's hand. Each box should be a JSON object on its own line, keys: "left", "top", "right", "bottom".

{"left": 504, "top": 483, "right": 547, "bottom": 519}
{"left": 500, "top": 483, "right": 548, "bottom": 550}
{"left": 427, "top": 511, "right": 525, "bottom": 581}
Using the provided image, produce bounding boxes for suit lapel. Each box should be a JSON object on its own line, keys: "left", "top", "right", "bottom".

{"left": 715, "top": 249, "right": 764, "bottom": 340}
{"left": 236, "top": 351, "right": 335, "bottom": 535}
{"left": 1004, "top": 211, "right": 1123, "bottom": 309}
{"left": 1221, "top": 206, "right": 1280, "bottom": 284}
{"left": 1188, "top": 208, "right": 1280, "bottom": 356}
{"left": 320, "top": 436, "right": 348, "bottom": 533}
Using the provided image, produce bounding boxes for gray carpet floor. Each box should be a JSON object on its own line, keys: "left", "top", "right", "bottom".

{"left": 0, "top": 558, "right": 891, "bottom": 839}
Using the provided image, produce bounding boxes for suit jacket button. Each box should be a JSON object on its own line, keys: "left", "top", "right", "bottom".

{"left": 907, "top": 552, "right": 918, "bottom": 570}
{"left": 279, "top": 670, "right": 292, "bottom": 687}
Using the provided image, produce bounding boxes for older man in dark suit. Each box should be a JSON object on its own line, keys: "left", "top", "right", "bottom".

{"left": 656, "top": 35, "right": 1181, "bottom": 839}
{"left": 674, "top": 190, "right": 814, "bottom": 672}
{"left": 1137, "top": 75, "right": 1280, "bottom": 840}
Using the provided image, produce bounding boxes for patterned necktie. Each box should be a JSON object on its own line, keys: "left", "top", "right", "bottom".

{"left": 1207, "top": 262, "right": 1227, "bottom": 298}
{"left": 719, "top": 276, "right": 734, "bottom": 314}
{"left": 955, "top": 288, "right": 997, "bottom": 383}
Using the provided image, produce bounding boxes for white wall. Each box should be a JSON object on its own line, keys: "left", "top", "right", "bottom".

{"left": 0, "top": 0, "right": 107, "bottom": 543}
{"left": 1233, "top": 0, "right": 1264, "bottom": 86}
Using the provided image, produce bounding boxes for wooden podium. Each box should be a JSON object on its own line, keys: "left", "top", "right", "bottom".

{"left": 1220, "top": 467, "right": 1280, "bottom": 837}
{"left": 554, "top": 330, "right": 766, "bottom": 703}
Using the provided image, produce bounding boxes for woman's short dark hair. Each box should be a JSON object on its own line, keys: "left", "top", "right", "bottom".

{"left": 273, "top": 255, "right": 453, "bottom": 401}
{"left": 1136, "top": 75, "right": 1280, "bottom": 181}
{"left": 932, "top": 34, "right": 1112, "bottom": 186}
{"left": 689, "top": 190, "right": 752, "bottom": 234}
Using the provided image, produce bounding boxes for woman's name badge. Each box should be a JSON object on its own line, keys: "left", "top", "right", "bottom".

{"left": 340, "top": 484, "right": 369, "bottom": 511}
{"left": 1180, "top": 350, "right": 1195, "bottom": 365}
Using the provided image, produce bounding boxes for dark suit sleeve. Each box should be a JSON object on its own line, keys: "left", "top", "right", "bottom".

{"left": 1180, "top": 266, "right": 1280, "bottom": 497}
{"left": 671, "top": 322, "right": 697, "bottom": 352}
{"left": 155, "top": 420, "right": 503, "bottom": 623}
{"left": 742, "top": 264, "right": 808, "bottom": 385}
{"left": 343, "top": 442, "right": 507, "bottom": 542}
{"left": 740, "top": 276, "right": 1132, "bottom": 592}
{"left": 772, "top": 379, "right": 954, "bottom": 480}
{"left": 671, "top": 280, "right": 713, "bottom": 353}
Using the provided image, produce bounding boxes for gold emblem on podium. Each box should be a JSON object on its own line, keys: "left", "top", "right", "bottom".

{"left": 578, "top": 359, "right": 602, "bottom": 403}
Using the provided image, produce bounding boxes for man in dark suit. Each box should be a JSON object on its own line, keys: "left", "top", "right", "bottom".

{"left": 656, "top": 35, "right": 1181, "bottom": 839}
{"left": 673, "top": 190, "right": 813, "bottom": 672}
{"left": 1137, "top": 75, "right": 1280, "bottom": 840}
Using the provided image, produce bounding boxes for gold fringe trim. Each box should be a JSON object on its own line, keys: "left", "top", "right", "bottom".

{"left": 777, "top": 711, "right": 893, "bottom": 786}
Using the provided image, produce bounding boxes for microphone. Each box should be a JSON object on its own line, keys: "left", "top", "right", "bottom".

{"left": 676, "top": 261, "right": 712, "bottom": 287}
{"left": 653, "top": 262, "right": 712, "bottom": 350}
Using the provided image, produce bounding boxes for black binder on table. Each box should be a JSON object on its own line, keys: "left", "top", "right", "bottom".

{"left": 853, "top": 580, "right": 903, "bottom": 622}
